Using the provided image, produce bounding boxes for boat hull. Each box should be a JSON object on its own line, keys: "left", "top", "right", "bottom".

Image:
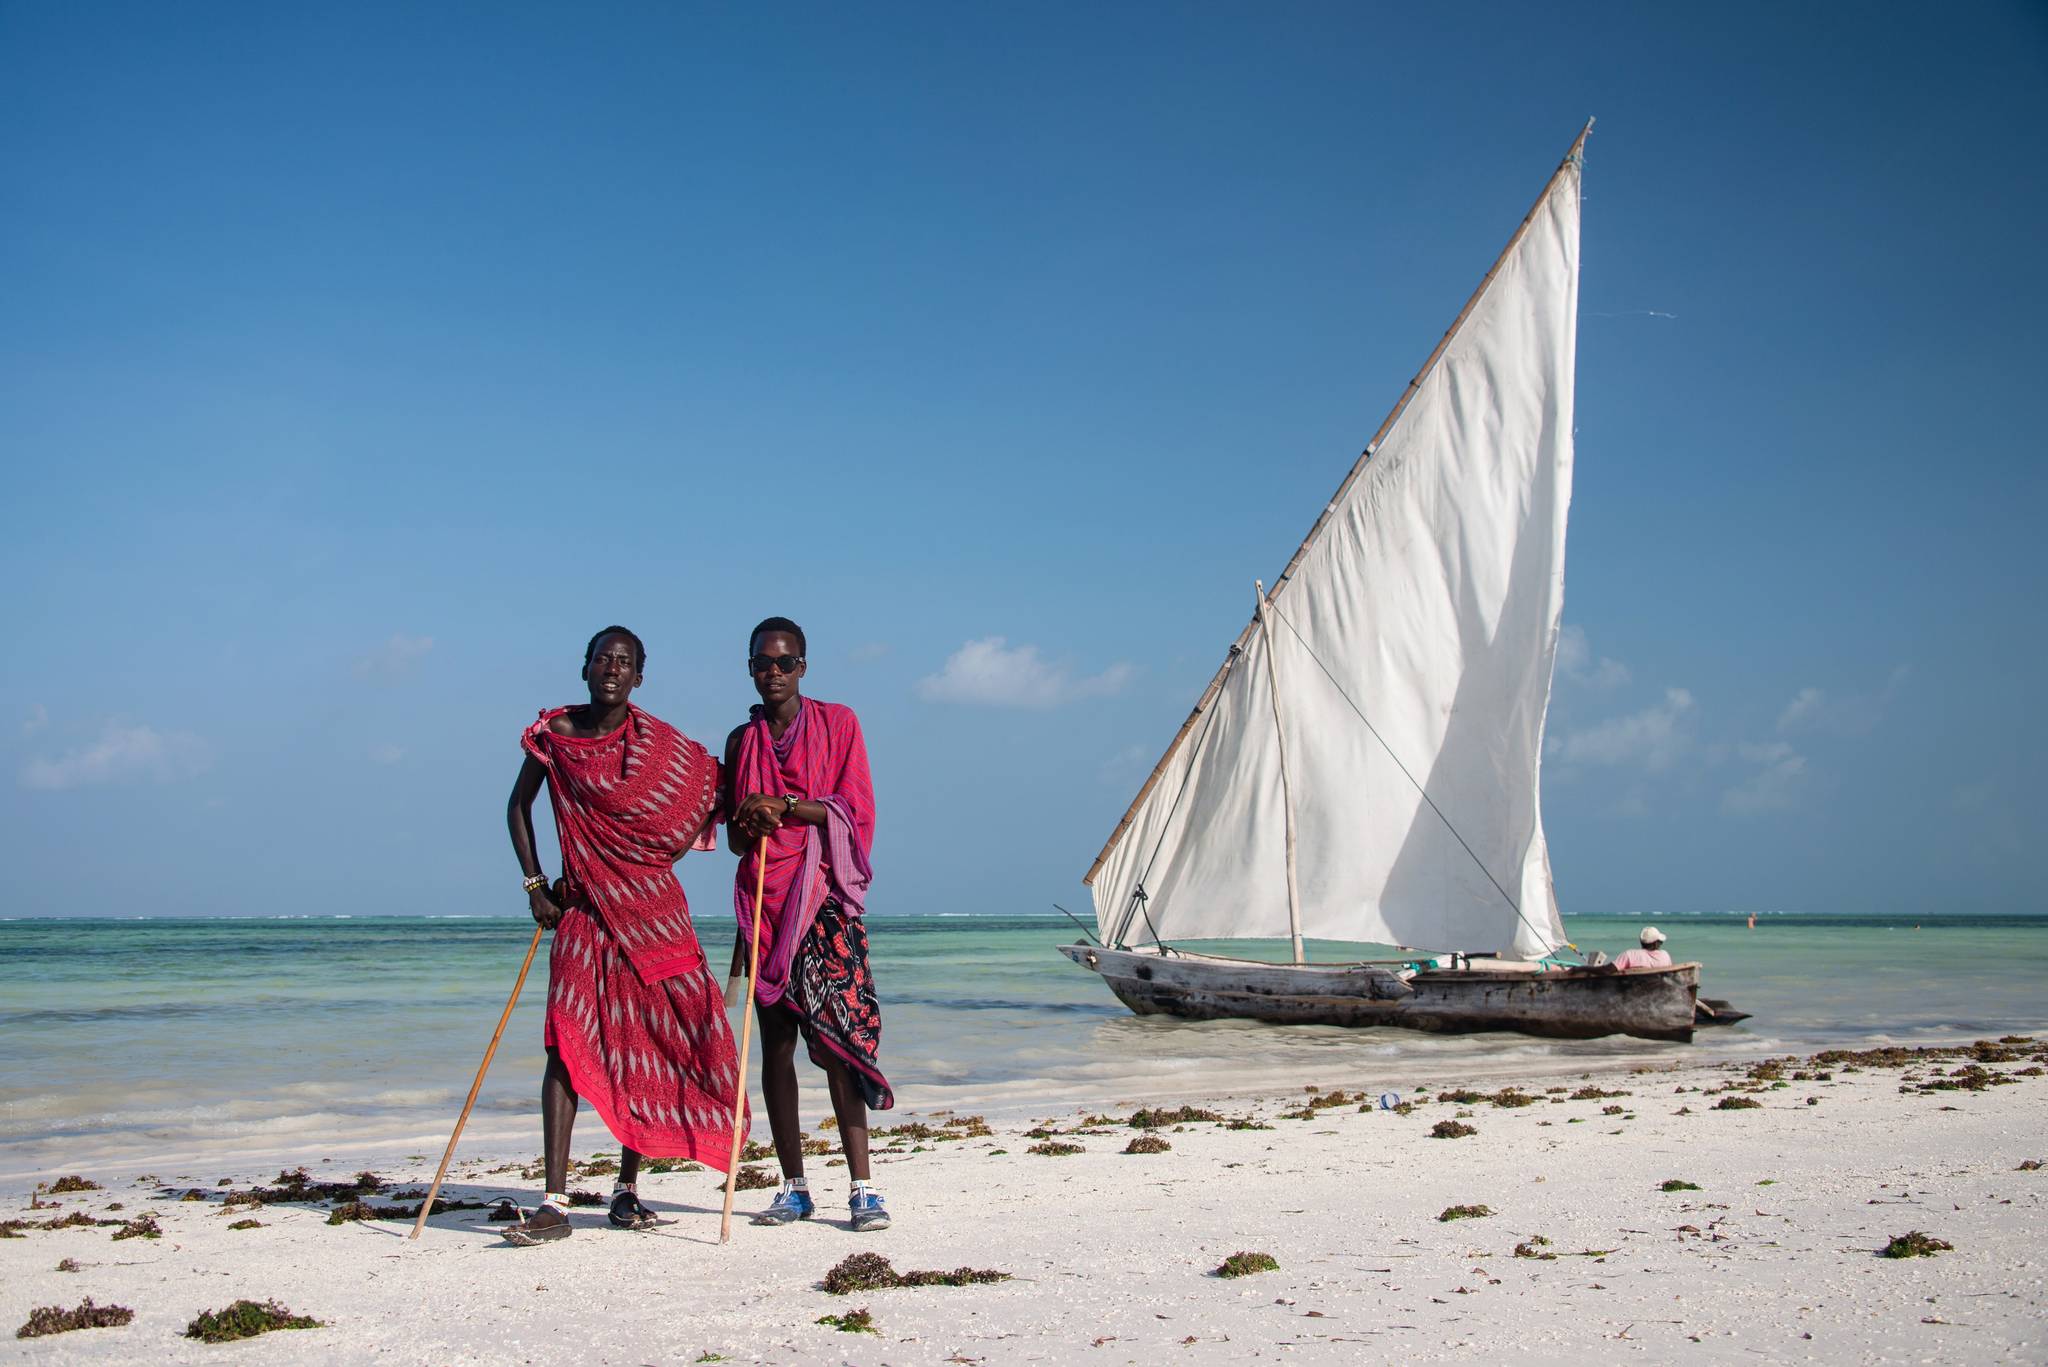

{"left": 1059, "top": 944, "right": 1698, "bottom": 1043}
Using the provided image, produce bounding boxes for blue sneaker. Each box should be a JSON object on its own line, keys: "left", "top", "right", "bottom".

{"left": 849, "top": 1190, "right": 891, "bottom": 1232}
{"left": 750, "top": 1187, "right": 814, "bottom": 1226}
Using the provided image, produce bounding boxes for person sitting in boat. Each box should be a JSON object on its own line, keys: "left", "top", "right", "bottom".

{"left": 1609, "top": 927, "right": 1672, "bottom": 971}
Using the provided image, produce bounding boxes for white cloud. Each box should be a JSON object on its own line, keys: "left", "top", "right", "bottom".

{"left": 368, "top": 743, "right": 406, "bottom": 766}
{"left": 1556, "top": 625, "right": 1631, "bottom": 691}
{"left": 917, "top": 637, "right": 1135, "bottom": 708}
{"left": 1776, "top": 666, "right": 1908, "bottom": 737}
{"left": 21, "top": 704, "right": 48, "bottom": 736}
{"left": 1098, "top": 743, "right": 1151, "bottom": 786}
{"left": 1723, "top": 740, "right": 1807, "bottom": 814}
{"left": 20, "top": 722, "right": 211, "bottom": 791}
{"left": 1551, "top": 687, "right": 1696, "bottom": 771}
{"left": 848, "top": 641, "right": 891, "bottom": 664}
{"left": 353, "top": 633, "right": 435, "bottom": 682}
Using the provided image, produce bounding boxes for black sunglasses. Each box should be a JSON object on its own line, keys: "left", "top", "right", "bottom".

{"left": 748, "top": 653, "right": 804, "bottom": 675}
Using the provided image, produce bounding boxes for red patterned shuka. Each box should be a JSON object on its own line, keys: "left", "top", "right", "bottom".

{"left": 522, "top": 705, "right": 747, "bottom": 1166}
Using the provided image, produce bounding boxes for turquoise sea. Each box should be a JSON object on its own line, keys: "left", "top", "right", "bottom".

{"left": 5, "top": 913, "right": 2046, "bottom": 1183}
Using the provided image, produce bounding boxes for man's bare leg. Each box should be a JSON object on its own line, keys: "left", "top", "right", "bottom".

{"left": 508, "top": 1047, "right": 577, "bottom": 1242}
{"left": 756, "top": 1004, "right": 807, "bottom": 1180}
{"left": 824, "top": 1057, "right": 871, "bottom": 1181}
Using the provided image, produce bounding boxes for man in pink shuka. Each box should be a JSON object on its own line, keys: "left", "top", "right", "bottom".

{"left": 1610, "top": 926, "right": 1673, "bottom": 971}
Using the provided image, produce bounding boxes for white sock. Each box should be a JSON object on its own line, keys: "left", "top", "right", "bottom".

{"left": 783, "top": 1176, "right": 808, "bottom": 1194}
{"left": 851, "top": 1179, "right": 875, "bottom": 1198}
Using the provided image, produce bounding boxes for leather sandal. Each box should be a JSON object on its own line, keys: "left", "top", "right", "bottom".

{"left": 607, "top": 1189, "right": 665, "bottom": 1230}
{"left": 502, "top": 1204, "right": 572, "bottom": 1246}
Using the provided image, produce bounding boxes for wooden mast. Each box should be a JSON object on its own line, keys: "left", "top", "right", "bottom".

{"left": 1255, "top": 581, "right": 1306, "bottom": 964}
{"left": 1083, "top": 119, "right": 1593, "bottom": 889}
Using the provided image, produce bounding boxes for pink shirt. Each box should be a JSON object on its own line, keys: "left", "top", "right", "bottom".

{"left": 1612, "top": 947, "right": 1672, "bottom": 970}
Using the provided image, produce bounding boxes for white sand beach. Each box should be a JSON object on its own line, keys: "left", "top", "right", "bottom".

{"left": 4, "top": 1039, "right": 2043, "bottom": 1365}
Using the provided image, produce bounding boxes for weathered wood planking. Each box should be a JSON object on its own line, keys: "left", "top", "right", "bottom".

{"left": 1058, "top": 944, "right": 1699, "bottom": 1043}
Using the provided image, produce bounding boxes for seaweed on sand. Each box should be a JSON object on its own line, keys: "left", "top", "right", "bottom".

{"left": 821, "top": 1252, "right": 1010, "bottom": 1295}
{"left": 1437, "top": 1205, "right": 1492, "bottom": 1221}
{"left": 55, "top": 1258, "right": 82, "bottom": 1272}
{"left": 1430, "top": 1120, "right": 1478, "bottom": 1139}
{"left": 16, "top": 1298, "right": 134, "bottom": 1338}
{"left": 1659, "top": 1180, "right": 1701, "bottom": 1192}
{"left": 1213, "top": 1252, "right": 1278, "bottom": 1278}
{"left": 44, "top": 1176, "right": 101, "bottom": 1195}
{"left": 1128, "top": 1105, "right": 1224, "bottom": 1129}
{"left": 1028, "top": 1141, "right": 1083, "bottom": 1156}
{"left": 40, "top": 1212, "right": 121, "bottom": 1231}
{"left": 2017, "top": 1159, "right": 2044, "bottom": 1171}
{"left": 228, "top": 1218, "right": 263, "bottom": 1230}
{"left": 1569, "top": 1086, "right": 1629, "bottom": 1101}
{"left": 1513, "top": 1236, "right": 1556, "bottom": 1260}
{"left": 110, "top": 1215, "right": 160, "bottom": 1241}
{"left": 643, "top": 1157, "right": 700, "bottom": 1174}
{"left": 1123, "top": 1135, "right": 1171, "bottom": 1154}
{"left": 1714, "top": 1097, "right": 1762, "bottom": 1111}
{"left": 816, "top": 1308, "right": 878, "bottom": 1334}
{"left": 1879, "top": 1231, "right": 1953, "bottom": 1259}
{"left": 730, "top": 1166, "right": 777, "bottom": 1191}
{"left": 183, "top": 1299, "right": 322, "bottom": 1343}
{"left": 226, "top": 1168, "right": 385, "bottom": 1207}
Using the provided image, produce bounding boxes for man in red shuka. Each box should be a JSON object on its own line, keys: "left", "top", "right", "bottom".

{"left": 504, "top": 625, "right": 745, "bottom": 1245}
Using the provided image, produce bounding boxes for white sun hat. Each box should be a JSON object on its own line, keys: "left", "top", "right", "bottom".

{"left": 1639, "top": 926, "right": 1666, "bottom": 946}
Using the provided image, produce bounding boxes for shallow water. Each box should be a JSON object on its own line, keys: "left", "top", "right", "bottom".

{"left": 4, "top": 912, "right": 2045, "bottom": 1181}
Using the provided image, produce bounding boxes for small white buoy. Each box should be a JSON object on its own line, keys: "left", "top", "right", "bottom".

{"left": 1378, "top": 1092, "right": 1401, "bottom": 1110}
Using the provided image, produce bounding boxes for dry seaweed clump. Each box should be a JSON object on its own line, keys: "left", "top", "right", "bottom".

{"left": 2017, "top": 1159, "right": 2044, "bottom": 1172}
{"left": 1028, "top": 1140, "right": 1083, "bottom": 1157}
{"left": 1660, "top": 1179, "right": 1701, "bottom": 1192}
{"left": 1880, "top": 1231, "right": 1954, "bottom": 1259}
{"left": 228, "top": 1218, "right": 264, "bottom": 1230}
{"left": 1714, "top": 1096, "right": 1762, "bottom": 1111}
{"left": 1123, "top": 1135, "right": 1172, "bottom": 1155}
{"left": 110, "top": 1215, "right": 161, "bottom": 1241}
{"left": 816, "top": 1308, "right": 879, "bottom": 1334}
{"left": 184, "top": 1299, "right": 322, "bottom": 1343}
{"left": 821, "top": 1252, "right": 1009, "bottom": 1295}
{"left": 1128, "top": 1105, "right": 1225, "bottom": 1129}
{"left": 1514, "top": 1236, "right": 1557, "bottom": 1260}
{"left": 1430, "top": 1120, "right": 1478, "bottom": 1139}
{"left": 17, "top": 1298, "right": 134, "bottom": 1339}
{"left": 729, "top": 1166, "right": 778, "bottom": 1191}
{"left": 1214, "top": 1251, "right": 1279, "bottom": 1278}
{"left": 44, "top": 1175, "right": 101, "bottom": 1195}
{"left": 642, "top": 1157, "right": 700, "bottom": 1174}
{"left": 1437, "top": 1204, "right": 1493, "bottom": 1221}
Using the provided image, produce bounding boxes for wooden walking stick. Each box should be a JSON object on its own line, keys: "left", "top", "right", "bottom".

{"left": 409, "top": 924, "right": 546, "bottom": 1240}
{"left": 719, "top": 837, "right": 770, "bottom": 1243}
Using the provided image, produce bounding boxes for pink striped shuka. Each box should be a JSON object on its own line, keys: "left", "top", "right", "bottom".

{"left": 521, "top": 704, "right": 748, "bottom": 1167}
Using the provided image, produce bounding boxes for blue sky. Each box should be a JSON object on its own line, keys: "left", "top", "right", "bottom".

{"left": 4, "top": 2, "right": 2043, "bottom": 923}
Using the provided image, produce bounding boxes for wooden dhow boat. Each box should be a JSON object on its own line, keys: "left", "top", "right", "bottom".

{"left": 1064, "top": 123, "right": 1706, "bottom": 1043}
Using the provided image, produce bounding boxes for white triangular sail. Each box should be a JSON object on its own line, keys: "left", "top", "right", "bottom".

{"left": 1086, "top": 137, "right": 1583, "bottom": 961}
